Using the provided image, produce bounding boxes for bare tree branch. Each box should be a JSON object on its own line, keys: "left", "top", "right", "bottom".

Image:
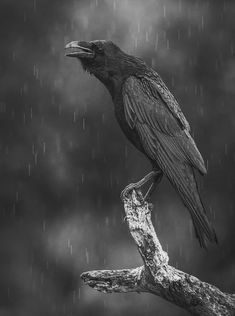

{"left": 81, "top": 190, "right": 235, "bottom": 316}
{"left": 81, "top": 267, "right": 145, "bottom": 293}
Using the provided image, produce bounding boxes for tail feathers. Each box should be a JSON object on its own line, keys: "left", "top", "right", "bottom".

{"left": 189, "top": 202, "right": 218, "bottom": 248}
{"left": 175, "top": 166, "right": 218, "bottom": 248}
{"left": 158, "top": 152, "right": 217, "bottom": 248}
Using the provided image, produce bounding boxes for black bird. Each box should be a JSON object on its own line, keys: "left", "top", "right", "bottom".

{"left": 65, "top": 40, "right": 217, "bottom": 248}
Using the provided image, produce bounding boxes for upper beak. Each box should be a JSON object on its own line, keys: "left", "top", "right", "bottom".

{"left": 65, "top": 41, "right": 94, "bottom": 58}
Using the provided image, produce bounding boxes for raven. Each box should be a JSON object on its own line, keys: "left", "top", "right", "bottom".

{"left": 65, "top": 40, "right": 217, "bottom": 248}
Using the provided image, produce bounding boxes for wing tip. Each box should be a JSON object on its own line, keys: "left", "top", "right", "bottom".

{"left": 196, "top": 224, "right": 218, "bottom": 249}
{"left": 198, "top": 163, "right": 207, "bottom": 176}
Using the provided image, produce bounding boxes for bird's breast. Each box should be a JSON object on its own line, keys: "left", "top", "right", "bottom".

{"left": 113, "top": 93, "right": 145, "bottom": 154}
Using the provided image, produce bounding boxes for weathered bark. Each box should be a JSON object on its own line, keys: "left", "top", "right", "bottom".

{"left": 81, "top": 190, "right": 235, "bottom": 316}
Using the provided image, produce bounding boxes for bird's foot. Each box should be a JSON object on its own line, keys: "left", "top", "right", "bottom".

{"left": 144, "top": 171, "right": 163, "bottom": 202}
{"left": 120, "top": 183, "right": 139, "bottom": 201}
{"left": 120, "top": 171, "right": 162, "bottom": 201}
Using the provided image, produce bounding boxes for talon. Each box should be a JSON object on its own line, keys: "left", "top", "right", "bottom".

{"left": 121, "top": 170, "right": 163, "bottom": 201}
{"left": 120, "top": 183, "right": 136, "bottom": 200}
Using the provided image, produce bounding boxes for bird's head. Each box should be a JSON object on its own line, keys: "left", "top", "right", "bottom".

{"left": 65, "top": 40, "right": 146, "bottom": 96}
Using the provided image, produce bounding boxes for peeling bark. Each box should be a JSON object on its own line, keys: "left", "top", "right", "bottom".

{"left": 81, "top": 190, "right": 235, "bottom": 316}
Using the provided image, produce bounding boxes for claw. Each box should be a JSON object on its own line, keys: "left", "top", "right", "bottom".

{"left": 120, "top": 170, "right": 163, "bottom": 201}
{"left": 120, "top": 183, "right": 136, "bottom": 200}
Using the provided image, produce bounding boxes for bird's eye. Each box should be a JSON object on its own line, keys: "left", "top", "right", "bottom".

{"left": 92, "top": 44, "right": 103, "bottom": 54}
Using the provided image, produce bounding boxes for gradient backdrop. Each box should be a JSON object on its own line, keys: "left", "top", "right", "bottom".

{"left": 1, "top": 0, "right": 235, "bottom": 315}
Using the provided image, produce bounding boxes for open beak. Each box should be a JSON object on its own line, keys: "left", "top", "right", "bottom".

{"left": 65, "top": 41, "right": 94, "bottom": 58}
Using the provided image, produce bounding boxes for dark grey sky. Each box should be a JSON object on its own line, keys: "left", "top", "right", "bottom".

{"left": 0, "top": 1, "right": 235, "bottom": 315}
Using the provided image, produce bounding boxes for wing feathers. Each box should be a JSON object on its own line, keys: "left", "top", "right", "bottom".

{"left": 123, "top": 76, "right": 207, "bottom": 173}
{"left": 142, "top": 75, "right": 191, "bottom": 131}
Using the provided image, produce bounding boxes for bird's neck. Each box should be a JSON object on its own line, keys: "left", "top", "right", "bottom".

{"left": 94, "top": 56, "right": 149, "bottom": 98}
{"left": 94, "top": 73, "right": 124, "bottom": 99}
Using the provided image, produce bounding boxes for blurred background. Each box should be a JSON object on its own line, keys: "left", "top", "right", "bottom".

{"left": 0, "top": 0, "right": 235, "bottom": 315}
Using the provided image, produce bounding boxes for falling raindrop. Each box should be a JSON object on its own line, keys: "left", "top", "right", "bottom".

{"left": 230, "top": 41, "right": 234, "bottom": 55}
{"left": 102, "top": 113, "right": 105, "bottom": 124}
{"left": 166, "top": 39, "right": 170, "bottom": 50}
{"left": 33, "top": 65, "right": 39, "bottom": 79}
{"left": 72, "top": 291, "right": 76, "bottom": 304}
{"left": 43, "top": 142, "right": 46, "bottom": 155}
{"left": 201, "top": 15, "right": 204, "bottom": 31}
{"left": 82, "top": 117, "right": 86, "bottom": 130}
{"left": 178, "top": 0, "right": 182, "bottom": 13}
{"left": 177, "top": 29, "right": 181, "bottom": 41}
{"left": 40, "top": 272, "right": 44, "bottom": 285}
{"left": 187, "top": 26, "right": 191, "bottom": 38}
{"left": 155, "top": 33, "right": 159, "bottom": 51}
{"left": 151, "top": 58, "right": 156, "bottom": 68}
{"left": 199, "top": 85, "right": 203, "bottom": 97}
{"left": 33, "top": 0, "right": 37, "bottom": 12}
{"left": 105, "top": 216, "right": 109, "bottom": 226}
{"left": 163, "top": 5, "right": 166, "bottom": 18}
{"left": 91, "top": 148, "right": 96, "bottom": 160}
{"left": 34, "top": 153, "right": 38, "bottom": 166}
{"left": 163, "top": 30, "right": 166, "bottom": 42}
{"left": 134, "top": 37, "right": 138, "bottom": 49}
{"left": 11, "top": 109, "right": 15, "bottom": 119}
{"left": 0, "top": 102, "right": 6, "bottom": 113}
{"left": 145, "top": 31, "right": 149, "bottom": 42}
{"left": 42, "top": 220, "right": 46, "bottom": 232}
{"left": 16, "top": 191, "right": 19, "bottom": 202}
{"left": 224, "top": 144, "right": 228, "bottom": 155}
{"left": 113, "top": 0, "right": 116, "bottom": 11}
{"left": 28, "top": 164, "right": 31, "bottom": 176}
{"left": 85, "top": 248, "right": 89, "bottom": 264}
{"left": 12, "top": 203, "right": 16, "bottom": 217}
{"left": 206, "top": 159, "right": 209, "bottom": 171}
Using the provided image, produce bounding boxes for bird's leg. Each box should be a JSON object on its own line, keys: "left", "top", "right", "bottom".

{"left": 144, "top": 172, "right": 163, "bottom": 201}
{"left": 121, "top": 170, "right": 160, "bottom": 200}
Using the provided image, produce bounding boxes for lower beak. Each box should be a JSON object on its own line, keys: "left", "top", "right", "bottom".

{"left": 65, "top": 41, "right": 94, "bottom": 58}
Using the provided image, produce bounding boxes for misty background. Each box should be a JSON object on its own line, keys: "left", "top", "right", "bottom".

{"left": 0, "top": 0, "right": 235, "bottom": 315}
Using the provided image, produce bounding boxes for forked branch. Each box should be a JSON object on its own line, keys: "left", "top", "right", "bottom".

{"left": 81, "top": 190, "right": 235, "bottom": 316}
